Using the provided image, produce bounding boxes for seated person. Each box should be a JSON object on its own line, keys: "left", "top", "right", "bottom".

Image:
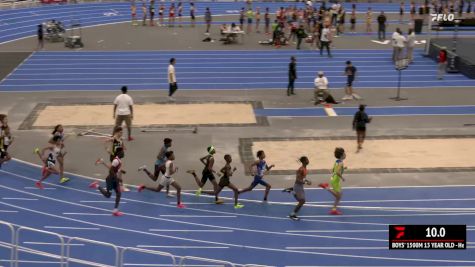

{"left": 220, "top": 24, "right": 228, "bottom": 35}
{"left": 230, "top": 22, "right": 241, "bottom": 32}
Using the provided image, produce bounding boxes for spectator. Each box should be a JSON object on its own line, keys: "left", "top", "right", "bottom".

{"left": 350, "top": 7, "right": 356, "bottom": 33}
{"left": 255, "top": 7, "right": 261, "bottom": 33}
{"left": 113, "top": 86, "right": 134, "bottom": 142}
{"left": 314, "top": 71, "right": 339, "bottom": 105}
{"left": 287, "top": 56, "right": 297, "bottom": 96}
{"left": 406, "top": 29, "right": 416, "bottom": 63}
{"left": 366, "top": 7, "right": 373, "bottom": 33}
{"left": 239, "top": 8, "right": 245, "bottom": 29}
{"left": 264, "top": 8, "right": 271, "bottom": 34}
{"left": 319, "top": 25, "right": 332, "bottom": 57}
{"left": 246, "top": 8, "right": 254, "bottom": 33}
{"left": 352, "top": 104, "right": 372, "bottom": 152}
{"left": 296, "top": 25, "right": 307, "bottom": 50}
{"left": 377, "top": 11, "right": 387, "bottom": 41}
{"left": 149, "top": 0, "right": 155, "bottom": 26}
{"left": 437, "top": 47, "right": 448, "bottom": 80}
{"left": 399, "top": 1, "right": 404, "bottom": 24}
{"left": 391, "top": 28, "right": 406, "bottom": 62}
{"left": 142, "top": 3, "right": 147, "bottom": 26}
{"left": 205, "top": 7, "right": 212, "bottom": 34}
{"left": 168, "top": 58, "right": 178, "bottom": 101}
{"left": 37, "top": 24, "right": 44, "bottom": 50}
{"left": 190, "top": 3, "right": 196, "bottom": 27}
{"left": 342, "top": 60, "right": 361, "bottom": 100}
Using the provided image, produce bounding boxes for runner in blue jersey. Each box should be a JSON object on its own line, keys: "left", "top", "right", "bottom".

{"left": 239, "top": 150, "right": 274, "bottom": 201}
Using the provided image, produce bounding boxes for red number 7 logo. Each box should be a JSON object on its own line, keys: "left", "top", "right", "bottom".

{"left": 395, "top": 226, "right": 405, "bottom": 239}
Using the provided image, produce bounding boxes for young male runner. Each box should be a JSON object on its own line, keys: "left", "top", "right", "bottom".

{"left": 105, "top": 127, "right": 128, "bottom": 191}
{"left": 283, "top": 156, "right": 311, "bottom": 221}
{"left": 0, "top": 115, "right": 13, "bottom": 169}
{"left": 239, "top": 150, "right": 274, "bottom": 201}
{"left": 90, "top": 147, "right": 126, "bottom": 216}
{"left": 187, "top": 146, "right": 219, "bottom": 196}
{"left": 319, "top": 147, "right": 347, "bottom": 215}
{"left": 138, "top": 151, "right": 186, "bottom": 208}
{"left": 138, "top": 138, "right": 172, "bottom": 196}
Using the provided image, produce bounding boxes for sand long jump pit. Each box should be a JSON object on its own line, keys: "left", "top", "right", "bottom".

{"left": 20, "top": 102, "right": 268, "bottom": 129}
{"left": 239, "top": 136, "right": 475, "bottom": 174}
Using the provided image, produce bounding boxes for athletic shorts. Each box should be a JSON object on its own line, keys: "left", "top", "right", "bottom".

{"left": 330, "top": 178, "right": 341, "bottom": 193}
{"left": 46, "top": 159, "right": 56, "bottom": 168}
{"left": 247, "top": 18, "right": 253, "bottom": 24}
{"left": 293, "top": 183, "right": 305, "bottom": 200}
{"left": 0, "top": 145, "right": 8, "bottom": 158}
{"left": 218, "top": 176, "right": 230, "bottom": 188}
{"left": 347, "top": 76, "right": 354, "bottom": 87}
{"left": 106, "top": 175, "right": 119, "bottom": 192}
{"left": 251, "top": 175, "right": 269, "bottom": 188}
{"left": 159, "top": 175, "right": 175, "bottom": 187}
{"left": 191, "top": 14, "right": 195, "bottom": 19}
{"left": 201, "top": 169, "right": 215, "bottom": 185}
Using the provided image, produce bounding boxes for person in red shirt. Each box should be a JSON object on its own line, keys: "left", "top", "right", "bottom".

{"left": 437, "top": 48, "right": 447, "bottom": 80}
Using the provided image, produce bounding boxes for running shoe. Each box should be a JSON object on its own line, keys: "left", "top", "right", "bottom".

{"left": 318, "top": 183, "right": 329, "bottom": 189}
{"left": 329, "top": 209, "right": 343, "bottom": 215}
{"left": 95, "top": 158, "right": 104, "bottom": 165}
{"left": 112, "top": 211, "right": 124, "bottom": 216}
{"left": 352, "top": 93, "right": 363, "bottom": 100}
{"left": 137, "top": 165, "right": 147, "bottom": 172}
{"left": 282, "top": 188, "right": 292, "bottom": 193}
{"left": 59, "top": 177, "right": 70, "bottom": 184}
{"left": 215, "top": 199, "right": 225, "bottom": 204}
{"left": 195, "top": 187, "right": 202, "bottom": 196}
{"left": 289, "top": 214, "right": 300, "bottom": 221}
{"left": 177, "top": 203, "right": 186, "bottom": 209}
{"left": 234, "top": 203, "right": 244, "bottom": 209}
{"left": 128, "top": 136, "right": 135, "bottom": 142}
{"left": 89, "top": 181, "right": 99, "bottom": 189}
{"left": 137, "top": 185, "right": 145, "bottom": 192}
{"left": 122, "top": 186, "right": 130, "bottom": 192}
{"left": 35, "top": 181, "right": 44, "bottom": 190}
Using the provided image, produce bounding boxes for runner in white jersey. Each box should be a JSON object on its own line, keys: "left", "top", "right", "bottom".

{"left": 34, "top": 135, "right": 63, "bottom": 189}
{"left": 138, "top": 151, "right": 186, "bottom": 208}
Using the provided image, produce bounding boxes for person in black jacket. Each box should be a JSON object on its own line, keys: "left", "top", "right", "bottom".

{"left": 377, "top": 11, "right": 387, "bottom": 41}
{"left": 287, "top": 56, "right": 297, "bottom": 96}
{"left": 352, "top": 105, "right": 372, "bottom": 152}
{"left": 296, "top": 25, "right": 307, "bottom": 50}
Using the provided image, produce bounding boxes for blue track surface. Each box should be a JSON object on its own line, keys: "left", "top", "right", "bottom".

{"left": 1, "top": 50, "right": 474, "bottom": 92}
{"left": 255, "top": 105, "right": 475, "bottom": 117}
{"left": 0, "top": 160, "right": 474, "bottom": 266}
{"left": 1, "top": 2, "right": 474, "bottom": 44}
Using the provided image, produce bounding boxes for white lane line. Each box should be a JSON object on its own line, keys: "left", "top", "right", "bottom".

{"left": 24, "top": 187, "right": 56, "bottom": 190}
{"left": 149, "top": 229, "right": 234, "bottom": 233}
{"left": 159, "top": 215, "right": 236, "bottom": 218}
{"left": 324, "top": 106, "right": 338, "bottom": 117}
{"left": 286, "top": 247, "right": 387, "bottom": 250}
{"left": 0, "top": 210, "right": 18, "bottom": 213}
{"left": 137, "top": 245, "right": 229, "bottom": 249}
{"left": 1, "top": 201, "right": 474, "bottom": 264}
{"left": 44, "top": 226, "right": 100, "bottom": 230}
{"left": 2, "top": 197, "right": 38, "bottom": 201}
{"left": 23, "top": 242, "right": 84, "bottom": 246}
{"left": 79, "top": 200, "right": 127, "bottom": 204}
{"left": 286, "top": 230, "right": 387, "bottom": 233}
{"left": 62, "top": 212, "right": 110, "bottom": 216}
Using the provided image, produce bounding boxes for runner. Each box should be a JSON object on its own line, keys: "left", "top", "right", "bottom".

{"left": 319, "top": 147, "right": 347, "bottom": 215}
{"left": 34, "top": 135, "right": 62, "bottom": 189}
{"left": 138, "top": 138, "right": 172, "bottom": 196}
{"left": 353, "top": 105, "right": 372, "bottom": 152}
{"left": 342, "top": 60, "right": 361, "bottom": 100}
{"left": 187, "top": 146, "right": 219, "bottom": 197}
{"left": 239, "top": 150, "right": 274, "bottom": 201}
{"left": 90, "top": 148, "right": 126, "bottom": 216}
{"left": 0, "top": 115, "right": 13, "bottom": 169}
{"left": 283, "top": 156, "right": 311, "bottom": 221}
{"left": 105, "top": 126, "right": 128, "bottom": 192}
{"left": 201, "top": 154, "right": 244, "bottom": 208}
{"left": 138, "top": 151, "right": 186, "bottom": 208}
{"left": 50, "top": 125, "right": 69, "bottom": 184}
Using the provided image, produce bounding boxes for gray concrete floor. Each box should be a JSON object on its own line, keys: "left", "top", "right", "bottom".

{"left": 1, "top": 15, "right": 474, "bottom": 191}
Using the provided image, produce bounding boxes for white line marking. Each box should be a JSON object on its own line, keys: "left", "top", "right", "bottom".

{"left": 0, "top": 210, "right": 18, "bottom": 213}
{"left": 324, "top": 107, "right": 338, "bottom": 117}
{"left": 2, "top": 197, "right": 38, "bottom": 201}
{"left": 149, "top": 229, "right": 234, "bottom": 233}
{"left": 23, "top": 242, "right": 84, "bottom": 246}
{"left": 62, "top": 212, "right": 110, "bottom": 216}
{"left": 44, "top": 226, "right": 100, "bottom": 230}
{"left": 137, "top": 245, "right": 229, "bottom": 249}
{"left": 79, "top": 200, "right": 127, "bottom": 204}
{"left": 24, "top": 187, "right": 56, "bottom": 190}
{"left": 159, "top": 215, "right": 236, "bottom": 218}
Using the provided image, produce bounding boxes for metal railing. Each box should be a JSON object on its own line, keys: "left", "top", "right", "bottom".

{"left": 0, "top": 220, "right": 268, "bottom": 267}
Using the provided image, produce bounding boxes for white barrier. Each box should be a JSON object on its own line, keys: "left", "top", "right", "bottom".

{"left": 66, "top": 237, "right": 119, "bottom": 267}
{"left": 120, "top": 247, "right": 177, "bottom": 267}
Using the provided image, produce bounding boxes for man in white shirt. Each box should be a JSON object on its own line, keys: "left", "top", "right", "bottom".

{"left": 392, "top": 28, "right": 406, "bottom": 62}
{"left": 314, "top": 71, "right": 339, "bottom": 105}
{"left": 113, "top": 86, "right": 134, "bottom": 141}
{"left": 320, "top": 25, "right": 332, "bottom": 58}
{"left": 405, "top": 29, "right": 416, "bottom": 63}
{"left": 168, "top": 58, "right": 177, "bottom": 101}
